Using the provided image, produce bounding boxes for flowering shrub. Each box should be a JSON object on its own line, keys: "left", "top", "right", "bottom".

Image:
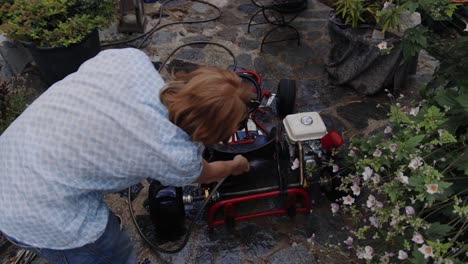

{"left": 330, "top": 97, "right": 467, "bottom": 263}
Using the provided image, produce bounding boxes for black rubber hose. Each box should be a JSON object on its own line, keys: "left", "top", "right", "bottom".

{"left": 158, "top": 41, "right": 237, "bottom": 72}
{"left": 101, "top": 0, "right": 222, "bottom": 48}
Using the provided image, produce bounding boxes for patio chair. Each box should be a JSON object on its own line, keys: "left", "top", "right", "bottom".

{"left": 247, "top": 0, "right": 307, "bottom": 51}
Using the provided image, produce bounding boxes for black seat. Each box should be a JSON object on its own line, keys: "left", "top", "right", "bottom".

{"left": 247, "top": 0, "right": 307, "bottom": 51}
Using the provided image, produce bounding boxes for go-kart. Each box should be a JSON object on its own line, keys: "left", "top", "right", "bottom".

{"left": 142, "top": 69, "right": 344, "bottom": 251}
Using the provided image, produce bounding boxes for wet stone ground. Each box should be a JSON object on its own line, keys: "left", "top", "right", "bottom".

{"left": 0, "top": 0, "right": 438, "bottom": 263}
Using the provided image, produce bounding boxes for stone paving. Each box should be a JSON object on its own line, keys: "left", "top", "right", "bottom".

{"left": 0, "top": 0, "right": 438, "bottom": 263}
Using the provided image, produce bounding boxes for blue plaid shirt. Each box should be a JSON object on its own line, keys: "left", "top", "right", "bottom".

{"left": 0, "top": 48, "right": 202, "bottom": 249}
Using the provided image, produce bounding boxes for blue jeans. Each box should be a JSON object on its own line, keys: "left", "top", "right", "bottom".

{"left": 4, "top": 212, "right": 136, "bottom": 264}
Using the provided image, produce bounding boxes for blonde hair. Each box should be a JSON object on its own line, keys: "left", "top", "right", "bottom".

{"left": 160, "top": 67, "right": 252, "bottom": 145}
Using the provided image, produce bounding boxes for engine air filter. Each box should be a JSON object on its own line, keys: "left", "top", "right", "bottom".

{"left": 283, "top": 112, "right": 327, "bottom": 142}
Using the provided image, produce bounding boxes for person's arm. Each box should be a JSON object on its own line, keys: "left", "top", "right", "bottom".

{"left": 193, "top": 155, "right": 249, "bottom": 184}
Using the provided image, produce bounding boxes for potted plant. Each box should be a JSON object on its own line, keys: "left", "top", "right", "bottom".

{"left": 0, "top": 0, "right": 118, "bottom": 85}
{"left": 325, "top": 0, "right": 458, "bottom": 95}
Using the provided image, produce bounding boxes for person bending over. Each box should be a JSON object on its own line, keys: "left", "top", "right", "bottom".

{"left": 0, "top": 48, "right": 250, "bottom": 264}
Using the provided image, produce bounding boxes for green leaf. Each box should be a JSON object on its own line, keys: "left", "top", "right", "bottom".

{"left": 454, "top": 93, "right": 468, "bottom": 112}
{"left": 411, "top": 246, "right": 427, "bottom": 264}
{"left": 384, "top": 183, "right": 400, "bottom": 204}
{"left": 454, "top": 149, "right": 468, "bottom": 175}
{"left": 404, "top": 1, "right": 419, "bottom": 13}
{"left": 409, "top": 176, "right": 424, "bottom": 191}
{"left": 406, "top": 135, "right": 425, "bottom": 149}
{"left": 425, "top": 222, "right": 453, "bottom": 240}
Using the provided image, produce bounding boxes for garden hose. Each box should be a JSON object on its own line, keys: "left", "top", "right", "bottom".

{"left": 100, "top": 0, "right": 222, "bottom": 48}
{"left": 127, "top": 177, "right": 227, "bottom": 254}
{"left": 157, "top": 41, "right": 237, "bottom": 72}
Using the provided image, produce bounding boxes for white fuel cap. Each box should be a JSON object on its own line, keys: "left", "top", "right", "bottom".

{"left": 301, "top": 115, "right": 313, "bottom": 125}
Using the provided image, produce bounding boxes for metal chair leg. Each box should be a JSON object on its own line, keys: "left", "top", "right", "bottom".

{"left": 248, "top": 8, "right": 265, "bottom": 33}
{"left": 260, "top": 24, "right": 301, "bottom": 52}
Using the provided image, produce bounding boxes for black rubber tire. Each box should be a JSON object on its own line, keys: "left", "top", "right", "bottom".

{"left": 276, "top": 79, "right": 296, "bottom": 116}
{"left": 287, "top": 206, "right": 297, "bottom": 218}
{"left": 225, "top": 216, "right": 236, "bottom": 231}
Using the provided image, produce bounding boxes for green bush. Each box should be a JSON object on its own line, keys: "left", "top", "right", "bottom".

{"left": 327, "top": 36, "right": 468, "bottom": 264}
{"left": 0, "top": 0, "right": 118, "bottom": 48}
{"left": 331, "top": 98, "right": 467, "bottom": 263}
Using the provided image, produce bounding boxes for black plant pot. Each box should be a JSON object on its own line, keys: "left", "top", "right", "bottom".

{"left": 326, "top": 16, "right": 417, "bottom": 95}
{"left": 24, "top": 29, "right": 101, "bottom": 85}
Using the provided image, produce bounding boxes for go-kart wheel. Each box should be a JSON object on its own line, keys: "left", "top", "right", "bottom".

{"left": 287, "top": 205, "right": 296, "bottom": 218}
{"left": 225, "top": 216, "right": 236, "bottom": 231}
{"left": 276, "top": 79, "right": 296, "bottom": 116}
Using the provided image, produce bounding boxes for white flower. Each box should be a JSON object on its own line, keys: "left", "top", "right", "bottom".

{"left": 291, "top": 158, "right": 300, "bottom": 170}
{"left": 383, "top": 1, "right": 391, "bottom": 8}
{"left": 332, "top": 164, "right": 339, "bottom": 173}
{"left": 412, "top": 232, "right": 425, "bottom": 244}
{"left": 377, "top": 41, "right": 388, "bottom": 50}
{"left": 344, "top": 236, "right": 353, "bottom": 247}
{"left": 343, "top": 195, "right": 355, "bottom": 205}
{"left": 418, "top": 244, "right": 434, "bottom": 259}
{"left": 389, "top": 143, "right": 397, "bottom": 152}
{"left": 398, "top": 250, "right": 408, "bottom": 260}
{"left": 409, "top": 157, "right": 423, "bottom": 170}
{"left": 409, "top": 107, "right": 420, "bottom": 116}
{"left": 376, "top": 201, "right": 383, "bottom": 208}
{"left": 367, "top": 195, "right": 376, "bottom": 208}
{"left": 363, "top": 246, "right": 374, "bottom": 260}
{"left": 363, "top": 166, "right": 373, "bottom": 181}
{"left": 380, "top": 254, "right": 390, "bottom": 264}
{"left": 291, "top": 242, "right": 298, "bottom": 247}
{"left": 465, "top": 24, "right": 468, "bottom": 32}
{"left": 372, "top": 173, "right": 381, "bottom": 184}
{"left": 348, "top": 149, "right": 356, "bottom": 157}
{"left": 384, "top": 126, "right": 392, "bottom": 134}
{"left": 369, "top": 216, "right": 381, "bottom": 228}
{"left": 425, "top": 183, "right": 440, "bottom": 194}
{"left": 351, "top": 184, "right": 361, "bottom": 196}
{"left": 396, "top": 172, "right": 409, "bottom": 185}
{"left": 444, "top": 259, "right": 454, "bottom": 264}
{"left": 438, "top": 129, "right": 445, "bottom": 136}
{"left": 331, "top": 203, "right": 340, "bottom": 214}
{"left": 307, "top": 237, "right": 315, "bottom": 245}
{"left": 405, "top": 206, "right": 415, "bottom": 215}
{"left": 373, "top": 149, "right": 382, "bottom": 157}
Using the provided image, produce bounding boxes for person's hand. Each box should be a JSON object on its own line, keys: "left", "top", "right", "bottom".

{"left": 231, "top": 155, "right": 249, "bottom": 175}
